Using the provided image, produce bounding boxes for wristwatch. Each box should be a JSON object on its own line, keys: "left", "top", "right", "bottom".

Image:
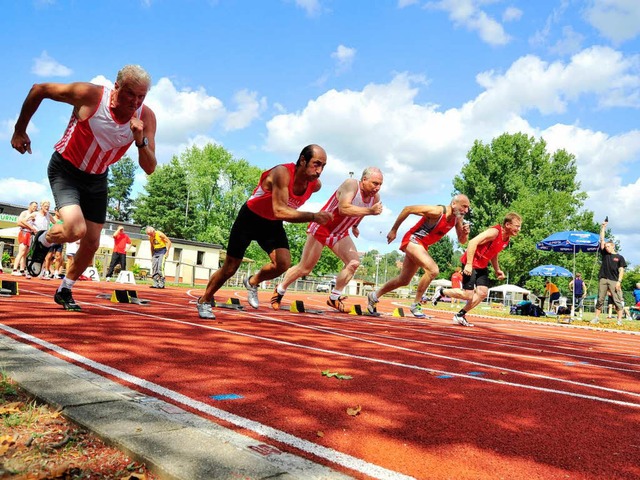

{"left": 135, "top": 137, "right": 148, "bottom": 148}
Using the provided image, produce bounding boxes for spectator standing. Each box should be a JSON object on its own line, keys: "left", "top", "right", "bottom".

{"left": 544, "top": 279, "right": 560, "bottom": 311}
{"left": 145, "top": 227, "right": 171, "bottom": 289}
{"left": 11, "top": 201, "right": 38, "bottom": 277}
{"left": 591, "top": 220, "right": 626, "bottom": 325}
{"left": 569, "top": 272, "right": 586, "bottom": 318}
{"left": 105, "top": 226, "right": 132, "bottom": 280}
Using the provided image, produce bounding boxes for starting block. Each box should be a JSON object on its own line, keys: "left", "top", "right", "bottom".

{"left": 82, "top": 267, "right": 100, "bottom": 281}
{"left": 348, "top": 304, "right": 381, "bottom": 317}
{"left": 97, "top": 289, "right": 150, "bottom": 305}
{"left": 115, "top": 270, "right": 136, "bottom": 285}
{"left": 0, "top": 280, "right": 18, "bottom": 296}
{"left": 393, "top": 307, "right": 405, "bottom": 317}
{"left": 213, "top": 298, "right": 244, "bottom": 310}
{"left": 280, "top": 300, "right": 323, "bottom": 314}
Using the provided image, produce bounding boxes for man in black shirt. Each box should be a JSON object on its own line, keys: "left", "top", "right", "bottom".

{"left": 592, "top": 220, "right": 626, "bottom": 325}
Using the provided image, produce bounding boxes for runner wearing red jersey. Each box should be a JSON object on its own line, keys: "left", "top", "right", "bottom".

{"left": 11, "top": 65, "right": 157, "bottom": 311}
{"left": 270, "top": 167, "right": 384, "bottom": 312}
{"left": 196, "top": 145, "right": 332, "bottom": 319}
{"left": 367, "top": 195, "right": 471, "bottom": 318}
{"left": 432, "top": 212, "right": 522, "bottom": 326}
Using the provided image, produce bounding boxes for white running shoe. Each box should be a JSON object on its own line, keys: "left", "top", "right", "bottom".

{"left": 367, "top": 292, "right": 378, "bottom": 314}
{"left": 453, "top": 312, "right": 473, "bottom": 327}
{"left": 410, "top": 303, "right": 426, "bottom": 319}
{"left": 11, "top": 270, "right": 22, "bottom": 277}
{"left": 432, "top": 286, "right": 444, "bottom": 306}
{"left": 244, "top": 277, "right": 259, "bottom": 309}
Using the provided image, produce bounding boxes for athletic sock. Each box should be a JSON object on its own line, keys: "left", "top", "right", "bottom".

{"left": 458, "top": 309, "right": 467, "bottom": 316}
{"left": 58, "top": 277, "right": 76, "bottom": 292}
{"left": 329, "top": 290, "right": 342, "bottom": 301}
{"left": 370, "top": 291, "right": 379, "bottom": 302}
{"left": 276, "top": 284, "right": 286, "bottom": 295}
{"left": 39, "top": 232, "right": 52, "bottom": 248}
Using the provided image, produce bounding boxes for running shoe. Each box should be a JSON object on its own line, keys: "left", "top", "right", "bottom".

{"left": 366, "top": 292, "right": 378, "bottom": 314}
{"left": 25, "top": 272, "right": 32, "bottom": 279}
{"left": 26, "top": 230, "right": 49, "bottom": 277}
{"left": 11, "top": 270, "right": 22, "bottom": 277}
{"left": 54, "top": 287, "right": 81, "bottom": 312}
{"left": 196, "top": 297, "right": 216, "bottom": 319}
{"left": 410, "top": 302, "right": 426, "bottom": 319}
{"left": 43, "top": 270, "right": 51, "bottom": 280}
{"left": 453, "top": 312, "right": 473, "bottom": 327}
{"left": 244, "top": 276, "right": 259, "bottom": 309}
{"left": 326, "top": 296, "right": 347, "bottom": 313}
{"left": 590, "top": 318, "right": 600, "bottom": 324}
{"left": 432, "top": 286, "right": 444, "bottom": 306}
{"left": 270, "top": 287, "right": 284, "bottom": 310}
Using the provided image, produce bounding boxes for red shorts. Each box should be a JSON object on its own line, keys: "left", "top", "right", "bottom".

{"left": 400, "top": 232, "right": 430, "bottom": 252}
{"left": 18, "top": 230, "right": 32, "bottom": 246}
{"left": 311, "top": 230, "right": 349, "bottom": 248}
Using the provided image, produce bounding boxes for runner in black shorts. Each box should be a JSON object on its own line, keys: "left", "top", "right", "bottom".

{"left": 432, "top": 213, "right": 522, "bottom": 326}
{"left": 196, "top": 145, "right": 333, "bottom": 319}
{"left": 11, "top": 65, "right": 158, "bottom": 311}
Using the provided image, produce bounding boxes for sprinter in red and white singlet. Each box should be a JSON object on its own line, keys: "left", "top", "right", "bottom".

{"left": 11, "top": 65, "right": 157, "bottom": 311}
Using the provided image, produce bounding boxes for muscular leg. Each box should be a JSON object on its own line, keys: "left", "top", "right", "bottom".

{"left": 66, "top": 221, "right": 102, "bottom": 281}
{"left": 202, "top": 256, "right": 243, "bottom": 303}
{"left": 331, "top": 236, "right": 360, "bottom": 293}
{"left": 374, "top": 244, "right": 423, "bottom": 299}
{"left": 250, "top": 248, "right": 291, "bottom": 286}
{"left": 279, "top": 235, "right": 323, "bottom": 291}
{"left": 13, "top": 243, "right": 28, "bottom": 271}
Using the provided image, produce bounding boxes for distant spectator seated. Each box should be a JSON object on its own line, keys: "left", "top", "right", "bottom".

{"left": 544, "top": 279, "right": 560, "bottom": 311}
{"left": 510, "top": 299, "right": 545, "bottom": 317}
{"left": 634, "top": 282, "right": 640, "bottom": 307}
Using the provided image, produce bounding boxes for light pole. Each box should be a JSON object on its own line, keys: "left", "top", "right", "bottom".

{"left": 375, "top": 255, "right": 381, "bottom": 288}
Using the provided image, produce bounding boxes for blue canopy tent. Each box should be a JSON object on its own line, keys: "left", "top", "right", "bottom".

{"left": 529, "top": 264, "right": 573, "bottom": 278}
{"left": 536, "top": 231, "right": 600, "bottom": 316}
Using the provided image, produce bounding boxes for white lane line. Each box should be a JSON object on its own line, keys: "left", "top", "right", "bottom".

{"left": 0, "top": 322, "right": 413, "bottom": 480}
{"left": 7, "top": 295, "right": 640, "bottom": 409}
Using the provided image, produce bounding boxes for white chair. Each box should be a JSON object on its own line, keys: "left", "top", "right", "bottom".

{"left": 552, "top": 296, "right": 568, "bottom": 313}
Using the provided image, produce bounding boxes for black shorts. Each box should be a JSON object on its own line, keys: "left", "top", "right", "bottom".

{"left": 48, "top": 152, "right": 108, "bottom": 224}
{"left": 226, "top": 203, "right": 289, "bottom": 259}
{"left": 461, "top": 267, "right": 492, "bottom": 290}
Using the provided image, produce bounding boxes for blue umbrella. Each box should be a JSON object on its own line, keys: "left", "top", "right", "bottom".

{"left": 536, "top": 230, "right": 600, "bottom": 315}
{"left": 529, "top": 264, "right": 573, "bottom": 277}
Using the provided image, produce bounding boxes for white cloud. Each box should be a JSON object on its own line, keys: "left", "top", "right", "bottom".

{"left": 31, "top": 51, "right": 72, "bottom": 77}
{"left": 144, "top": 77, "right": 225, "bottom": 143}
{"left": 294, "top": 0, "right": 322, "bottom": 16}
{"left": 0, "top": 178, "right": 51, "bottom": 205}
{"left": 398, "top": 0, "right": 419, "bottom": 7}
{"left": 502, "top": 6, "right": 522, "bottom": 22}
{"left": 263, "top": 46, "right": 640, "bottom": 263}
{"left": 224, "top": 89, "right": 267, "bottom": 131}
{"left": 427, "top": 0, "right": 511, "bottom": 46}
{"left": 549, "top": 26, "right": 585, "bottom": 56}
{"left": 585, "top": 0, "right": 640, "bottom": 44}
{"left": 331, "top": 45, "right": 357, "bottom": 73}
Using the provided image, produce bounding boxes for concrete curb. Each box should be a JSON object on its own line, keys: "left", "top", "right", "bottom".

{"left": 0, "top": 334, "right": 352, "bottom": 480}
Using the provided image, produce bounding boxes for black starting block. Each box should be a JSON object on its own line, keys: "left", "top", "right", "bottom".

{"left": 0, "top": 280, "right": 18, "bottom": 296}
{"left": 348, "top": 304, "right": 381, "bottom": 317}
{"left": 280, "top": 300, "right": 323, "bottom": 314}
{"left": 214, "top": 298, "right": 244, "bottom": 310}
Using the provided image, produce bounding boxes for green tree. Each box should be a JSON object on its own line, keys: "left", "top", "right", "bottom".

{"left": 453, "top": 132, "right": 598, "bottom": 287}
{"left": 107, "top": 157, "right": 137, "bottom": 221}
{"left": 132, "top": 158, "right": 194, "bottom": 238}
{"left": 180, "top": 144, "right": 261, "bottom": 246}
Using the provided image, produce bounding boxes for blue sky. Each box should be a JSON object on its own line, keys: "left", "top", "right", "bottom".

{"left": 1, "top": 0, "right": 639, "bottom": 268}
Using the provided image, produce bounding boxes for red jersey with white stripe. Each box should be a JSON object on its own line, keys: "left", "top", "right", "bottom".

{"left": 246, "top": 163, "right": 318, "bottom": 221}
{"left": 400, "top": 206, "right": 456, "bottom": 251}
{"left": 307, "top": 181, "right": 375, "bottom": 247}
{"left": 54, "top": 86, "right": 141, "bottom": 174}
{"left": 461, "top": 224, "right": 509, "bottom": 269}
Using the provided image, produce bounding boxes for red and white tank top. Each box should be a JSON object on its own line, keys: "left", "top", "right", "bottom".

{"left": 307, "top": 181, "right": 374, "bottom": 240}
{"left": 246, "top": 163, "right": 318, "bottom": 221}
{"left": 54, "top": 86, "right": 142, "bottom": 174}
{"left": 461, "top": 224, "right": 510, "bottom": 269}
{"left": 405, "top": 206, "right": 456, "bottom": 247}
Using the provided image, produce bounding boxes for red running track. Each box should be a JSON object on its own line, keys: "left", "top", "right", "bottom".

{"left": 1, "top": 277, "right": 639, "bottom": 479}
